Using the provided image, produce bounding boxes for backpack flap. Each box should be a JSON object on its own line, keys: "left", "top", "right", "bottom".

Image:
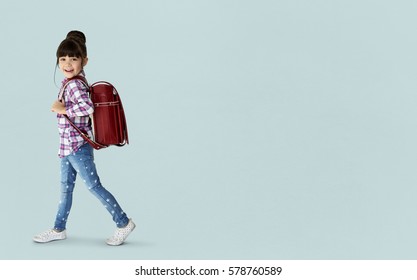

{"left": 90, "top": 82, "right": 129, "bottom": 146}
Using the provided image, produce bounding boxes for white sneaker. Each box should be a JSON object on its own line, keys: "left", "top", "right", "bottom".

{"left": 33, "top": 229, "right": 67, "bottom": 243}
{"left": 106, "top": 219, "right": 136, "bottom": 246}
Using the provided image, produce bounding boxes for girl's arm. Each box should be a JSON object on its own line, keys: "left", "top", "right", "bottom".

{"left": 64, "top": 80, "right": 94, "bottom": 117}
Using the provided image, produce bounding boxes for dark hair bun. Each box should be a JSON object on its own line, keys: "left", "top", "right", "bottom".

{"left": 66, "top": 30, "right": 86, "bottom": 45}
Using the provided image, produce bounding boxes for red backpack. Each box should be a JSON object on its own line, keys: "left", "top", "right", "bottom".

{"left": 59, "top": 76, "right": 129, "bottom": 150}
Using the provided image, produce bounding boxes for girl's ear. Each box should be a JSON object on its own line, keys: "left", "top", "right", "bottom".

{"left": 83, "top": 57, "right": 89, "bottom": 67}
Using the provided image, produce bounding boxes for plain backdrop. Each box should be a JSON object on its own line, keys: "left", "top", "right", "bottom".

{"left": 1, "top": 0, "right": 417, "bottom": 259}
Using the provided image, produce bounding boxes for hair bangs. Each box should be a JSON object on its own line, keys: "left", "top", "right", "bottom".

{"left": 56, "top": 40, "right": 83, "bottom": 60}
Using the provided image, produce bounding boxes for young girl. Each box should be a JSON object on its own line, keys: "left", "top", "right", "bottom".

{"left": 33, "top": 30, "right": 135, "bottom": 246}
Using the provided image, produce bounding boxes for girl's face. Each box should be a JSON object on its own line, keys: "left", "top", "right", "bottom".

{"left": 58, "top": 55, "right": 88, "bottom": 79}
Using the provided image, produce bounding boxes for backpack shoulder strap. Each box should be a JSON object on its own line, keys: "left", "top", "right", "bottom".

{"left": 63, "top": 115, "right": 108, "bottom": 150}
{"left": 59, "top": 76, "right": 108, "bottom": 150}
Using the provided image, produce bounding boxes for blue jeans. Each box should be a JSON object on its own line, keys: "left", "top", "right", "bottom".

{"left": 54, "top": 143, "right": 129, "bottom": 231}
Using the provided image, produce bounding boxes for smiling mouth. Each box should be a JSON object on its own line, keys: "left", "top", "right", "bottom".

{"left": 65, "top": 69, "right": 74, "bottom": 73}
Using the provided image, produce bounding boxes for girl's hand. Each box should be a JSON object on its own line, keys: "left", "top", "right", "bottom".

{"left": 51, "top": 100, "right": 67, "bottom": 114}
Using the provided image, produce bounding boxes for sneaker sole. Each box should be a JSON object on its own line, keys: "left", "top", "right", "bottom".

{"left": 33, "top": 236, "right": 66, "bottom": 243}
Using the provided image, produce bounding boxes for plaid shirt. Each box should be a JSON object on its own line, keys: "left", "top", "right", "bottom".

{"left": 57, "top": 71, "right": 94, "bottom": 157}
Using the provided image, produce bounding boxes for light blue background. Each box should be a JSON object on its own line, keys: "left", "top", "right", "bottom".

{"left": 1, "top": 0, "right": 417, "bottom": 259}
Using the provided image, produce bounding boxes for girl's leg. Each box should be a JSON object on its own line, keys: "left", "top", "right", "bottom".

{"left": 67, "top": 144, "right": 129, "bottom": 228}
{"left": 54, "top": 157, "right": 77, "bottom": 231}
